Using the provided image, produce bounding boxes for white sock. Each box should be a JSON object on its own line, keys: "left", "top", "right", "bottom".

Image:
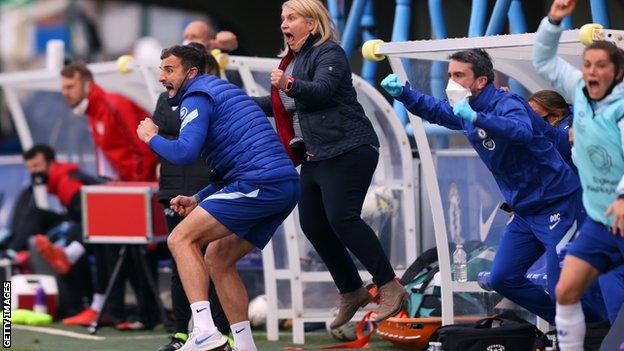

{"left": 556, "top": 302, "right": 585, "bottom": 351}
{"left": 190, "top": 301, "right": 218, "bottom": 334}
{"left": 90, "top": 293, "right": 105, "bottom": 312}
{"left": 231, "top": 320, "right": 256, "bottom": 351}
{"left": 64, "top": 241, "right": 86, "bottom": 264}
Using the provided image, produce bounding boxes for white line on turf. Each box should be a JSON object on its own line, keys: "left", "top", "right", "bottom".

{"left": 13, "top": 325, "right": 105, "bottom": 341}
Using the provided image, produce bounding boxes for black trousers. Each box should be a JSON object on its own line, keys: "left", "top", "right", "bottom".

{"left": 298, "top": 145, "right": 396, "bottom": 293}
{"left": 163, "top": 206, "right": 230, "bottom": 335}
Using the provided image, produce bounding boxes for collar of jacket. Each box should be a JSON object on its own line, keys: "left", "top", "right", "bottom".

{"left": 295, "top": 33, "right": 322, "bottom": 56}
{"left": 470, "top": 83, "right": 497, "bottom": 111}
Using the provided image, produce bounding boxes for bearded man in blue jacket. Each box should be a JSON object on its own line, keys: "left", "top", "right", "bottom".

{"left": 137, "top": 45, "right": 299, "bottom": 351}
{"left": 381, "top": 49, "right": 606, "bottom": 325}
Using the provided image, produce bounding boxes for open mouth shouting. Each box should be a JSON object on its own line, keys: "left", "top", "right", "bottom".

{"left": 284, "top": 32, "right": 295, "bottom": 45}
{"left": 586, "top": 78, "right": 602, "bottom": 98}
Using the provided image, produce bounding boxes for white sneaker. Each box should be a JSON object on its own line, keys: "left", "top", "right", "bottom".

{"left": 178, "top": 329, "right": 230, "bottom": 351}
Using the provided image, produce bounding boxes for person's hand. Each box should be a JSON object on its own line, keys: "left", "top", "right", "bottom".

{"left": 137, "top": 118, "right": 159, "bottom": 143}
{"left": 605, "top": 198, "right": 624, "bottom": 237}
{"left": 380, "top": 73, "right": 403, "bottom": 97}
{"left": 170, "top": 195, "right": 198, "bottom": 217}
{"left": 549, "top": 0, "right": 575, "bottom": 22}
{"left": 271, "top": 69, "right": 289, "bottom": 90}
{"left": 453, "top": 99, "right": 477, "bottom": 122}
{"left": 212, "top": 31, "right": 238, "bottom": 52}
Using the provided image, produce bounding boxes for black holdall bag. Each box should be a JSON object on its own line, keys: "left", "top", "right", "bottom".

{"left": 430, "top": 316, "right": 547, "bottom": 351}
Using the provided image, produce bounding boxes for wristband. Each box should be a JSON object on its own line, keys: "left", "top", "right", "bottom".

{"left": 284, "top": 76, "right": 295, "bottom": 93}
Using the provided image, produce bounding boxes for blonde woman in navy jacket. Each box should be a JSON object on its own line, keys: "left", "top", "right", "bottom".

{"left": 254, "top": 0, "right": 405, "bottom": 328}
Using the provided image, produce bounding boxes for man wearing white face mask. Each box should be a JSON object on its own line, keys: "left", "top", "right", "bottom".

{"left": 60, "top": 63, "right": 158, "bottom": 181}
{"left": 381, "top": 48, "right": 608, "bottom": 326}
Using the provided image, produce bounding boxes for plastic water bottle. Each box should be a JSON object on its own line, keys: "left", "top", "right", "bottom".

{"left": 427, "top": 341, "right": 442, "bottom": 350}
{"left": 33, "top": 285, "right": 47, "bottom": 314}
{"left": 452, "top": 244, "right": 468, "bottom": 282}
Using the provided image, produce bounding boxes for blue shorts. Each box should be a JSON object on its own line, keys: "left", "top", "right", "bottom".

{"left": 198, "top": 179, "right": 300, "bottom": 249}
{"left": 567, "top": 218, "right": 624, "bottom": 273}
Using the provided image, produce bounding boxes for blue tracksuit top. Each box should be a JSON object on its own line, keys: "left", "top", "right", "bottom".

{"left": 150, "top": 75, "right": 299, "bottom": 198}
{"left": 396, "top": 82, "right": 580, "bottom": 215}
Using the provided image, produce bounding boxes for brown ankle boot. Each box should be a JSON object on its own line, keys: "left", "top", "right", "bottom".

{"left": 329, "top": 286, "right": 372, "bottom": 329}
{"left": 375, "top": 278, "right": 407, "bottom": 322}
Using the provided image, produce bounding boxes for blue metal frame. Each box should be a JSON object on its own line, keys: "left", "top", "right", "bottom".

{"left": 468, "top": 0, "right": 488, "bottom": 37}
{"left": 590, "top": 0, "right": 609, "bottom": 27}
{"left": 327, "top": 0, "right": 346, "bottom": 33}
{"left": 340, "top": 0, "right": 368, "bottom": 57}
{"left": 360, "top": 0, "right": 378, "bottom": 85}
{"left": 391, "top": 0, "right": 412, "bottom": 127}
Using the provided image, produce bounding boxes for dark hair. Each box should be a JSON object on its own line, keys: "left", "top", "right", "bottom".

{"left": 160, "top": 45, "right": 206, "bottom": 75}
{"left": 23, "top": 144, "right": 56, "bottom": 162}
{"left": 584, "top": 41, "right": 624, "bottom": 80}
{"left": 60, "top": 62, "right": 93, "bottom": 81}
{"left": 186, "top": 42, "right": 220, "bottom": 75}
{"left": 448, "top": 49, "right": 495, "bottom": 84}
{"left": 529, "top": 90, "right": 569, "bottom": 118}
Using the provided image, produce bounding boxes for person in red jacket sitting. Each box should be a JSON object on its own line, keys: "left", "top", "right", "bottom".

{"left": 17, "top": 145, "right": 103, "bottom": 320}
{"left": 60, "top": 63, "right": 157, "bottom": 181}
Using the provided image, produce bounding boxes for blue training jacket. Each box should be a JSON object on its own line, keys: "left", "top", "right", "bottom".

{"left": 396, "top": 82, "right": 580, "bottom": 215}
{"left": 150, "top": 75, "right": 299, "bottom": 198}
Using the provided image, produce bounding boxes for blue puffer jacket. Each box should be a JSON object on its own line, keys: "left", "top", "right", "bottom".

{"left": 150, "top": 74, "right": 299, "bottom": 193}
{"left": 187, "top": 75, "right": 298, "bottom": 184}
{"left": 396, "top": 82, "right": 580, "bottom": 215}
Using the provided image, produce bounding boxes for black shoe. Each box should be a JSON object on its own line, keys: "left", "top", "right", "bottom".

{"left": 156, "top": 333, "right": 187, "bottom": 351}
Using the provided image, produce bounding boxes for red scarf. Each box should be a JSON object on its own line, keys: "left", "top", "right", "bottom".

{"left": 271, "top": 50, "right": 302, "bottom": 166}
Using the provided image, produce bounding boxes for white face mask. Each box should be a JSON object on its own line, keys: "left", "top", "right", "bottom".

{"left": 445, "top": 78, "right": 472, "bottom": 107}
{"left": 73, "top": 98, "right": 89, "bottom": 116}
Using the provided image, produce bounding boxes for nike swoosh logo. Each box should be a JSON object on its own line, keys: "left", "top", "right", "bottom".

{"left": 479, "top": 203, "right": 500, "bottom": 242}
{"left": 195, "top": 336, "right": 211, "bottom": 345}
{"left": 549, "top": 220, "right": 561, "bottom": 230}
{"left": 195, "top": 307, "right": 207, "bottom": 313}
{"left": 235, "top": 328, "right": 245, "bottom": 334}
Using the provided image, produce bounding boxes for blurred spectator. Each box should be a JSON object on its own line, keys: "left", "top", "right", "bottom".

{"left": 3, "top": 144, "right": 100, "bottom": 318}
{"left": 528, "top": 90, "right": 572, "bottom": 130}
{"left": 60, "top": 63, "right": 158, "bottom": 181}
{"left": 60, "top": 63, "right": 161, "bottom": 330}
{"left": 183, "top": 20, "right": 238, "bottom": 53}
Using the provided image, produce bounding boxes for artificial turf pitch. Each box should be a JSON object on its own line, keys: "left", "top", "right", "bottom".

{"left": 9, "top": 323, "right": 400, "bottom": 350}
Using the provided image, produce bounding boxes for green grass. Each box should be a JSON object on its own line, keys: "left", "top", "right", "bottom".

{"left": 9, "top": 323, "right": 401, "bottom": 351}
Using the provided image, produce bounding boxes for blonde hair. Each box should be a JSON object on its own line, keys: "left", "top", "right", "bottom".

{"left": 279, "top": 0, "right": 339, "bottom": 57}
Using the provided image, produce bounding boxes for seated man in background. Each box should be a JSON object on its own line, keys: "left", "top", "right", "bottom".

{"left": 7, "top": 145, "right": 101, "bottom": 318}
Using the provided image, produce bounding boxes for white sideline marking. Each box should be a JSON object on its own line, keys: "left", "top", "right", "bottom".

{"left": 13, "top": 325, "right": 105, "bottom": 341}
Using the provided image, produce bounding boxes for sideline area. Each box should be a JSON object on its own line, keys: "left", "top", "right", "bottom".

{"left": 9, "top": 324, "right": 398, "bottom": 351}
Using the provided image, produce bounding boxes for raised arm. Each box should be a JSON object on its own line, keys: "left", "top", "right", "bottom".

{"left": 148, "top": 94, "right": 213, "bottom": 165}
{"left": 532, "top": 1, "right": 582, "bottom": 102}
{"left": 392, "top": 81, "right": 464, "bottom": 130}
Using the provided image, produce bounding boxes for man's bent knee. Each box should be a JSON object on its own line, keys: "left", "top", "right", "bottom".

{"left": 167, "top": 229, "right": 191, "bottom": 255}
{"left": 556, "top": 280, "right": 583, "bottom": 305}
